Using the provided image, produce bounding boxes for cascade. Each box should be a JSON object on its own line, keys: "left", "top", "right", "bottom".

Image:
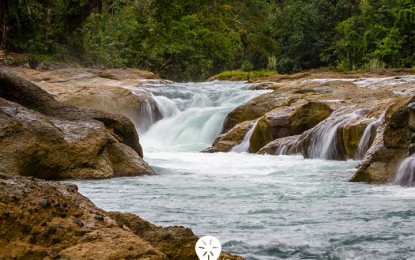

{"left": 231, "top": 120, "right": 259, "bottom": 153}
{"left": 307, "top": 107, "right": 362, "bottom": 160}
{"left": 355, "top": 116, "right": 383, "bottom": 160}
{"left": 275, "top": 136, "right": 300, "bottom": 155}
{"left": 129, "top": 89, "right": 162, "bottom": 134}
{"left": 140, "top": 81, "right": 269, "bottom": 152}
{"left": 394, "top": 156, "right": 415, "bottom": 187}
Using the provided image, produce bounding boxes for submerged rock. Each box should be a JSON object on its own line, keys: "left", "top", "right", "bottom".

{"left": 0, "top": 173, "right": 243, "bottom": 259}
{"left": 0, "top": 67, "right": 153, "bottom": 180}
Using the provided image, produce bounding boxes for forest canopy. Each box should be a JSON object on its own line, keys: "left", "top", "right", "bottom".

{"left": 0, "top": 0, "right": 414, "bottom": 81}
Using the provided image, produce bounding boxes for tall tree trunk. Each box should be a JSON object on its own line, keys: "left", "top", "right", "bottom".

{"left": 65, "top": 0, "right": 102, "bottom": 34}
{"left": 45, "top": 6, "right": 52, "bottom": 40}
{"left": 0, "top": 0, "right": 8, "bottom": 52}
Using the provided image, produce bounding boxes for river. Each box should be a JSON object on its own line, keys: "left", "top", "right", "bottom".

{"left": 72, "top": 81, "right": 415, "bottom": 259}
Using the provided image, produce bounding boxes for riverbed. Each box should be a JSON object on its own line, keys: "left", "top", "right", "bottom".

{"left": 72, "top": 81, "right": 415, "bottom": 259}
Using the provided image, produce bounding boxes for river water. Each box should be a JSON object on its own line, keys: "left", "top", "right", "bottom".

{"left": 73, "top": 81, "right": 415, "bottom": 259}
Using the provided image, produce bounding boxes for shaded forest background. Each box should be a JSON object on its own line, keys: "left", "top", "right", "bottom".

{"left": 0, "top": 0, "right": 414, "bottom": 81}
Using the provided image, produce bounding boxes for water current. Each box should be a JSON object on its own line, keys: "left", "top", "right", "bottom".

{"left": 72, "top": 80, "right": 415, "bottom": 259}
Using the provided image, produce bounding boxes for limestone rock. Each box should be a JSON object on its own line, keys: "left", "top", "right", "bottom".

{"left": 10, "top": 67, "right": 163, "bottom": 133}
{"left": 0, "top": 173, "right": 244, "bottom": 260}
{"left": 0, "top": 173, "right": 166, "bottom": 259}
{"left": 108, "top": 212, "right": 244, "bottom": 260}
{"left": 249, "top": 101, "right": 332, "bottom": 153}
{"left": 351, "top": 97, "right": 412, "bottom": 183}
{"left": 222, "top": 91, "right": 298, "bottom": 133}
{"left": 0, "top": 67, "right": 153, "bottom": 179}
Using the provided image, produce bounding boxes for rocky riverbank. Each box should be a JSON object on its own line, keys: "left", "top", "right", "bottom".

{"left": 0, "top": 67, "right": 153, "bottom": 180}
{"left": 0, "top": 66, "right": 244, "bottom": 259}
{"left": 0, "top": 173, "right": 242, "bottom": 259}
{"left": 207, "top": 71, "right": 415, "bottom": 184}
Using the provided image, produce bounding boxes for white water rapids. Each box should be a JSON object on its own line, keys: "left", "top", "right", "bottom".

{"left": 72, "top": 81, "right": 415, "bottom": 260}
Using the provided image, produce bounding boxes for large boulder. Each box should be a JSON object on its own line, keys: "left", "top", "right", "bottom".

{"left": 11, "top": 67, "right": 163, "bottom": 133}
{"left": 0, "top": 173, "right": 243, "bottom": 259}
{"left": 0, "top": 67, "right": 153, "bottom": 179}
{"left": 249, "top": 101, "right": 332, "bottom": 153}
{"left": 222, "top": 91, "right": 299, "bottom": 133}
{"left": 0, "top": 173, "right": 166, "bottom": 259}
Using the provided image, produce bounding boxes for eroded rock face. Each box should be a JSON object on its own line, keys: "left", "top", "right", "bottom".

{"left": 351, "top": 97, "right": 412, "bottom": 183}
{"left": 0, "top": 173, "right": 243, "bottom": 260}
{"left": 10, "top": 67, "right": 163, "bottom": 133}
{"left": 0, "top": 67, "right": 153, "bottom": 179}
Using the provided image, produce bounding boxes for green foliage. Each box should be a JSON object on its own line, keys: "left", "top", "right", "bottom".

{"left": 213, "top": 70, "right": 276, "bottom": 81}
{"left": 3, "top": 0, "right": 415, "bottom": 80}
{"left": 335, "top": 0, "right": 415, "bottom": 69}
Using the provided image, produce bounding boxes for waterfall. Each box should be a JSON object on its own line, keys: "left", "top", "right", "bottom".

{"left": 394, "top": 156, "right": 415, "bottom": 187}
{"left": 231, "top": 120, "right": 259, "bottom": 153}
{"left": 355, "top": 117, "right": 383, "bottom": 160}
{"left": 136, "top": 99, "right": 157, "bottom": 134}
{"left": 275, "top": 136, "right": 300, "bottom": 155}
{"left": 129, "top": 89, "right": 162, "bottom": 134}
{"left": 308, "top": 108, "right": 361, "bottom": 160}
{"left": 140, "top": 81, "right": 270, "bottom": 152}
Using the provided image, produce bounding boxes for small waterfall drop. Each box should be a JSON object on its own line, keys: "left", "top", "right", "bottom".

{"left": 141, "top": 81, "right": 269, "bottom": 152}
{"left": 275, "top": 136, "right": 300, "bottom": 155}
{"left": 394, "top": 156, "right": 415, "bottom": 187}
{"left": 308, "top": 107, "right": 361, "bottom": 160}
{"left": 231, "top": 120, "right": 259, "bottom": 153}
{"left": 355, "top": 116, "right": 383, "bottom": 160}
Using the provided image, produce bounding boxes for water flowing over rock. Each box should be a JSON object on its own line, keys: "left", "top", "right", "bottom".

{"left": 204, "top": 120, "right": 256, "bottom": 153}
{"left": 394, "top": 156, "right": 415, "bottom": 186}
{"left": 258, "top": 135, "right": 301, "bottom": 155}
{"left": 141, "top": 81, "right": 268, "bottom": 152}
{"left": 351, "top": 97, "right": 412, "bottom": 183}
{"left": 0, "top": 173, "right": 243, "bottom": 260}
{"left": 355, "top": 116, "right": 383, "bottom": 160}
{"left": 0, "top": 67, "right": 153, "bottom": 179}
{"left": 305, "top": 108, "right": 362, "bottom": 160}
{"left": 231, "top": 120, "right": 259, "bottom": 153}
